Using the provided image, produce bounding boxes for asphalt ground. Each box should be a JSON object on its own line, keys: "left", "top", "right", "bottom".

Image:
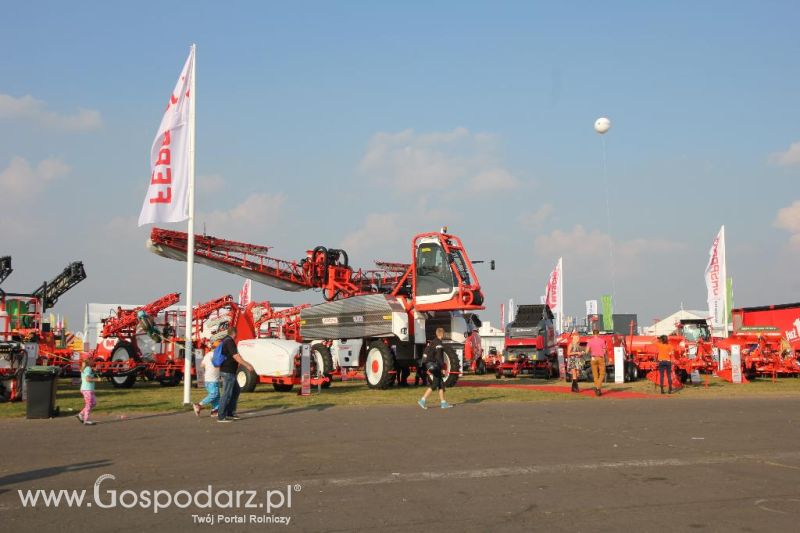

{"left": 1, "top": 395, "right": 799, "bottom": 532}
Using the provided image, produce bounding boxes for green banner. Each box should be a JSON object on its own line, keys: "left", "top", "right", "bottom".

{"left": 726, "top": 277, "right": 734, "bottom": 323}
{"left": 601, "top": 294, "right": 614, "bottom": 331}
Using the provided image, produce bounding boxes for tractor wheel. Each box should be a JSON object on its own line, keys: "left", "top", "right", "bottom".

{"left": 273, "top": 383, "right": 294, "bottom": 392}
{"left": 678, "top": 369, "right": 690, "bottom": 384}
{"left": 495, "top": 370, "right": 502, "bottom": 379}
{"left": 365, "top": 341, "right": 394, "bottom": 389}
{"left": 311, "top": 343, "right": 334, "bottom": 389}
{"left": 629, "top": 364, "right": 639, "bottom": 382}
{"left": 442, "top": 344, "right": 460, "bottom": 387}
{"left": 110, "top": 341, "right": 137, "bottom": 389}
{"left": 158, "top": 371, "right": 182, "bottom": 387}
{"left": 237, "top": 367, "right": 259, "bottom": 393}
{"left": 0, "top": 379, "right": 11, "bottom": 402}
{"left": 476, "top": 359, "right": 486, "bottom": 375}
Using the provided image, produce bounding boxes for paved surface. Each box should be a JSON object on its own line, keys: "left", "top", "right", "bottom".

{"left": 1, "top": 396, "right": 800, "bottom": 532}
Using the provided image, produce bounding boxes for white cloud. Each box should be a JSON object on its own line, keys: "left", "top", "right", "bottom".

{"left": 469, "top": 168, "right": 520, "bottom": 192}
{"left": 768, "top": 141, "right": 800, "bottom": 166}
{"left": 518, "top": 204, "right": 554, "bottom": 231}
{"left": 534, "top": 225, "right": 685, "bottom": 276}
{"left": 358, "top": 127, "right": 519, "bottom": 194}
{"left": 197, "top": 174, "right": 226, "bottom": 194}
{"left": 340, "top": 199, "right": 462, "bottom": 261}
{"left": 0, "top": 93, "right": 102, "bottom": 132}
{"left": 0, "top": 156, "right": 70, "bottom": 201}
{"left": 774, "top": 200, "right": 800, "bottom": 248}
{"left": 200, "top": 192, "right": 287, "bottom": 241}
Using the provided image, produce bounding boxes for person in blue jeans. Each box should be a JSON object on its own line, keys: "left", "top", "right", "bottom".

{"left": 216, "top": 328, "right": 255, "bottom": 422}
{"left": 193, "top": 350, "right": 220, "bottom": 417}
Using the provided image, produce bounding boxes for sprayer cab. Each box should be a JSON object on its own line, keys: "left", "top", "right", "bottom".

{"left": 411, "top": 231, "right": 484, "bottom": 312}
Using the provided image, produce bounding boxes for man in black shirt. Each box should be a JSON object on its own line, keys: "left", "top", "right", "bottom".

{"left": 217, "top": 327, "right": 255, "bottom": 423}
{"left": 417, "top": 327, "right": 453, "bottom": 409}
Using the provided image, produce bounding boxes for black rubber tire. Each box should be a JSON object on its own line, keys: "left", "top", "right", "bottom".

{"left": 237, "top": 367, "right": 259, "bottom": 393}
{"left": 442, "top": 344, "right": 460, "bottom": 387}
{"left": 158, "top": 371, "right": 182, "bottom": 387}
{"left": 0, "top": 379, "right": 11, "bottom": 402}
{"left": 476, "top": 359, "right": 486, "bottom": 375}
{"left": 495, "top": 371, "right": 502, "bottom": 379}
{"left": 273, "top": 382, "right": 294, "bottom": 392}
{"left": 110, "top": 341, "right": 137, "bottom": 389}
{"left": 311, "top": 343, "right": 334, "bottom": 389}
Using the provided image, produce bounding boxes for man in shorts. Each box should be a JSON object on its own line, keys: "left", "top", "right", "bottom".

{"left": 417, "top": 327, "right": 453, "bottom": 409}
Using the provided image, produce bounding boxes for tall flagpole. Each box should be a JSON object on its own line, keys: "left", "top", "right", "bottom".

{"left": 183, "top": 43, "right": 197, "bottom": 405}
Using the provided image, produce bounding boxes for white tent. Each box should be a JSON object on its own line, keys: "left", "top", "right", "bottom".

{"left": 642, "top": 310, "right": 708, "bottom": 336}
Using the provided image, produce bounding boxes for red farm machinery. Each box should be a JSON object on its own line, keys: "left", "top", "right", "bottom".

{"left": 1, "top": 258, "right": 87, "bottom": 400}
{"left": 495, "top": 304, "right": 558, "bottom": 379}
{"left": 147, "top": 226, "right": 486, "bottom": 390}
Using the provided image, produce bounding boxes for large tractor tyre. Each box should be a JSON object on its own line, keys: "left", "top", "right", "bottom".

{"left": 442, "top": 344, "right": 460, "bottom": 388}
{"left": 273, "top": 383, "right": 294, "bottom": 392}
{"left": 626, "top": 363, "right": 638, "bottom": 382}
{"left": 0, "top": 379, "right": 12, "bottom": 402}
{"left": 365, "top": 341, "right": 394, "bottom": 389}
{"left": 237, "top": 367, "right": 259, "bottom": 393}
{"left": 311, "top": 344, "right": 334, "bottom": 389}
{"left": 158, "top": 371, "right": 182, "bottom": 387}
{"left": 110, "top": 341, "right": 138, "bottom": 389}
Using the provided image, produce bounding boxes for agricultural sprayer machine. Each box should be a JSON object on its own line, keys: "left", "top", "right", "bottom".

{"left": 147, "top": 226, "right": 486, "bottom": 390}
{"left": 0, "top": 258, "right": 86, "bottom": 400}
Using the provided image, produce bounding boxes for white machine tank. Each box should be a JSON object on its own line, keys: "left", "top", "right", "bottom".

{"left": 237, "top": 338, "right": 300, "bottom": 377}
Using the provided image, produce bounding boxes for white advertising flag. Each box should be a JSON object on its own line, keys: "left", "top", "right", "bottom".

{"left": 544, "top": 257, "right": 563, "bottom": 334}
{"left": 138, "top": 48, "right": 195, "bottom": 226}
{"left": 705, "top": 225, "right": 728, "bottom": 335}
{"left": 239, "top": 279, "right": 252, "bottom": 307}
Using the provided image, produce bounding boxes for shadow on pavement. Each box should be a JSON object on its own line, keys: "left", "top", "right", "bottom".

{"left": 237, "top": 403, "right": 336, "bottom": 420}
{"left": 0, "top": 459, "right": 113, "bottom": 493}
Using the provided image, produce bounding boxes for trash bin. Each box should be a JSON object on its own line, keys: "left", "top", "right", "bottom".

{"left": 26, "top": 366, "right": 60, "bottom": 419}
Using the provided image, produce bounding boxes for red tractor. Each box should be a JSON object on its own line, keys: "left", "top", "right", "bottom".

{"left": 147, "top": 226, "right": 486, "bottom": 389}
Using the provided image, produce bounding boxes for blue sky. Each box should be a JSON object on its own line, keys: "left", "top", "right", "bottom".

{"left": 1, "top": 1, "right": 799, "bottom": 328}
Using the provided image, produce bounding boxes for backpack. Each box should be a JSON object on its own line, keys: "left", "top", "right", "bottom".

{"left": 211, "top": 337, "right": 229, "bottom": 368}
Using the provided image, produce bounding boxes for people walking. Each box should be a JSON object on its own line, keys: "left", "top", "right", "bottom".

{"left": 586, "top": 329, "right": 607, "bottom": 396}
{"left": 77, "top": 357, "right": 102, "bottom": 425}
{"left": 417, "top": 328, "right": 453, "bottom": 409}
{"left": 566, "top": 331, "right": 584, "bottom": 392}
{"left": 216, "top": 326, "right": 255, "bottom": 422}
{"left": 193, "top": 349, "right": 221, "bottom": 416}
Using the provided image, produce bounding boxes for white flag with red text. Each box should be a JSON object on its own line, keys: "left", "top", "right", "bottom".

{"left": 705, "top": 225, "right": 728, "bottom": 334}
{"left": 138, "top": 48, "right": 195, "bottom": 226}
{"left": 544, "top": 257, "right": 563, "bottom": 334}
{"left": 239, "top": 279, "right": 252, "bottom": 307}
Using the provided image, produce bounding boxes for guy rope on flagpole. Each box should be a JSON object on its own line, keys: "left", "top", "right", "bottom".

{"left": 183, "top": 43, "right": 197, "bottom": 406}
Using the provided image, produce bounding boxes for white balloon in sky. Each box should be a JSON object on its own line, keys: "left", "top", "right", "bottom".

{"left": 594, "top": 117, "right": 611, "bottom": 134}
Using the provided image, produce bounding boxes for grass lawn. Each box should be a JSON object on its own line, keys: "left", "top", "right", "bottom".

{"left": 2, "top": 373, "right": 800, "bottom": 418}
